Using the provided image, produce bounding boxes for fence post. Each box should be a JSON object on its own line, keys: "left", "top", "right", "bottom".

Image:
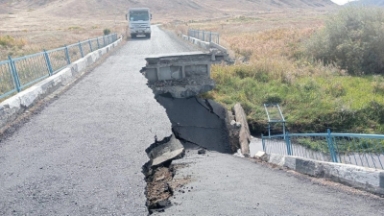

{"left": 202, "top": 31, "right": 205, "bottom": 41}
{"left": 285, "top": 132, "right": 292, "bottom": 155}
{"left": 43, "top": 50, "right": 53, "bottom": 76}
{"left": 261, "top": 134, "right": 266, "bottom": 152}
{"left": 64, "top": 45, "right": 71, "bottom": 65}
{"left": 326, "top": 129, "right": 338, "bottom": 163}
{"left": 78, "top": 41, "right": 84, "bottom": 57}
{"left": 8, "top": 56, "right": 21, "bottom": 92}
{"left": 88, "top": 40, "right": 93, "bottom": 52}
{"left": 103, "top": 35, "right": 106, "bottom": 47}
{"left": 97, "top": 37, "right": 100, "bottom": 49}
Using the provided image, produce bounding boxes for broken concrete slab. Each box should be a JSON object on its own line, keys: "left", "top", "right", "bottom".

{"left": 145, "top": 135, "right": 185, "bottom": 167}
{"left": 140, "top": 52, "right": 215, "bottom": 98}
{"left": 156, "top": 95, "right": 232, "bottom": 154}
{"left": 233, "top": 103, "right": 251, "bottom": 157}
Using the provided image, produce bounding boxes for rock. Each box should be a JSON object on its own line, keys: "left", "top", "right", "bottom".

{"left": 254, "top": 151, "right": 267, "bottom": 161}
{"left": 198, "top": 149, "right": 206, "bottom": 155}
{"left": 233, "top": 149, "right": 245, "bottom": 158}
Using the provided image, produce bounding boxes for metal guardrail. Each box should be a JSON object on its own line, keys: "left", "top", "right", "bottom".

{"left": 262, "top": 129, "right": 384, "bottom": 170}
{"left": 0, "top": 33, "right": 118, "bottom": 100}
{"left": 188, "top": 29, "right": 220, "bottom": 44}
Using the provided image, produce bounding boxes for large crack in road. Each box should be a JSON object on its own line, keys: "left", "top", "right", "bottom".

{"left": 139, "top": 49, "right": 237, "bottom": 214}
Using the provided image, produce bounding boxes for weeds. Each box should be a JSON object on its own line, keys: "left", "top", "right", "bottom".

{"left": 194, "top": 10, "right": 384, "bottom": 135}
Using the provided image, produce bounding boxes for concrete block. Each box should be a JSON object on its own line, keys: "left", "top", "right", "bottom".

{"left": 233, "top": 103, "right": 250, "bottom": 157}
{"left": 254, "top": 151, "right": 266, "bottom": 160}
{"left": 268, "top": 153, "right": 285, "bottom": 166}
{"left": 322, "top": 162, "right": 380, "bottom": 188}
{"left": 0, "top": 96, "right": 22, "bottom": 128}
{"left": 145, "top": 135, "right": 185, "bottom": 167}
{"left": 380, "top": 172, "right": 384, "bottom": 189}
{"left": 73, "top": 58, "right": 87, "bottom": 72}
{"left": 18, "top": 86, "right": 43, "bottom": 108}
{"left": 295, "top": 158, "right": 322, "bottom": 177}
{"left": 284, "top": 156, "right": 296, "bottom": 170}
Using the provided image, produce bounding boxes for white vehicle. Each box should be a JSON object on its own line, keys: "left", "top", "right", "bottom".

{"left": 126, "top": 8, "right": 152, "bottom": 38}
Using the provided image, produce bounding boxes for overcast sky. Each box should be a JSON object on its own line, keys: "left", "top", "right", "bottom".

{"left": 331, "top": 0, "right": 358, "bottom": 5}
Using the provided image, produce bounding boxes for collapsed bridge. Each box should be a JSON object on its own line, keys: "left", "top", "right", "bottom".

{"left": 141, "top": 51, "right": 251, "bottom": 167}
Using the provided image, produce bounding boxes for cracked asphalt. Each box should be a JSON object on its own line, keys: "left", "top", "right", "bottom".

{"left": 157, "top": 144, "right": 384, "bottom": 216}
{"left": 1, "top": 25, "right": 384, "bottom": 216}
{"left": 0, "top": 26, "right": 197, "bottom": 215}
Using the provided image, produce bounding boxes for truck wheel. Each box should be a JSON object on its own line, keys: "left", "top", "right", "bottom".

{"left": 131, "top": 34, "right": 136, "bottom": 39}
{"left": 146, "top": 33, "right": 151, "bottom": 39}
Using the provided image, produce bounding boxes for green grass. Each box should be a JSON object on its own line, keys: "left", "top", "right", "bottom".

{"left": 206, "top": 63, "right": 384, "bottom": 135}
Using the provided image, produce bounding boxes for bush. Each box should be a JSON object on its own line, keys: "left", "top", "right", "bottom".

{"left": 305, "top": 6, "right": 384, "bottom": 75}
{"left": 103, "top": 28, "right": 111, "bottom": 35}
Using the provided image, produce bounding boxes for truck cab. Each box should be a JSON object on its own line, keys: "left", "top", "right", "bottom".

{"left": 127, "top": 8, "right": 152, "bottom": 39}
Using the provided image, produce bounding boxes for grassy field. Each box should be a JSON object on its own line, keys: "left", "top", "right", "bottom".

{"left": 176, "top": 9, "right": 384, "bottom": 135}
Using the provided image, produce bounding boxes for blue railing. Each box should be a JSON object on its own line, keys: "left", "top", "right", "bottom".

{"left": 188, "top": 29, "right": 220, "bottom": 44}
{"left": 262, "top": 129, "right": 384, "bottom": 170}
{"left": 0, "top": 33, "right": 118, "bottom": 100}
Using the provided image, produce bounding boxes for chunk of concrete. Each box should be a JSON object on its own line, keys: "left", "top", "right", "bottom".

{"left": 145, "top": 135, "right": 185, "bottom": 167}
{"left": 233, "top": 103, "right": 251, "bottom": 157}
{"left": 141, "top": 52, "right": 215, "bottom": 98}
{"left": 254, "top": 151, "right": 267, "bottom": 160}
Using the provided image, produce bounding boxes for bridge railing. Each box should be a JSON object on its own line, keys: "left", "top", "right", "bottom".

{"left": 0, "top": 33, "right": 118, "bottom": 100}
{"left": 188, "top": 29, "right": 220, "bottom": 44}
{"left": 262, "top": 129, "right": 384, "bottom": 170}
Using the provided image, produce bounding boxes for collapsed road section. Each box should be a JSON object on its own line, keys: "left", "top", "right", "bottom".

{"left": 140, "top": 51, "right": 251, "bottom": 214}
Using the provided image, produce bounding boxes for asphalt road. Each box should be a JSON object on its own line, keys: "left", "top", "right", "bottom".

{"left": 157, "top": 144, "right": 384, "bottom": 216}
{"left": 1, "top": 26, "right": 384, "bottom": 216}
{"left": 0, "top": 26, "right": 197, "bottom": 215}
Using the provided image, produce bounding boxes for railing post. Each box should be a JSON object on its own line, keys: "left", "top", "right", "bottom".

{"left": 202, "top": 31, "right": 205, "bottom": 41}
{"left": 209, "top": 31, "right": 212, "bottom": 43}
{"left": 88, "top": 40, "right": 93, "bottom": 52}
{"left": 43, "top": 50, "right": 53, "bottom": 76}
{"left": 327, "top": 129, "right": 338, "bottom": 163}
{"left": 97, "top": 37, "right": 100, "bottom": 49}
{"left": 78, "top": 41, "right": 84, "bottom": 57}
{"left": 8, "top": 56, "right": 21, "bottom": 92}
{"left": 285, "top": 132, "right": 292, "bottom": 155}
{"left": 64, "top": 45, "right": 71, "bottom": 65}
{"left": 261, "top": 134, "right": 266, "bottom": 152}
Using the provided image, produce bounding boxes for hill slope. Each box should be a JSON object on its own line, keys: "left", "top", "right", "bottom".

{"left": 347, "top": 0, "right": 384, "bottom": 6}
{"left": 1, "top": 0, "right": 337, "bottom": 21}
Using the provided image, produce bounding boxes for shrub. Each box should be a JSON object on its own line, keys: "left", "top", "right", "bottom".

{"left": 103, "top": 28, "right": 111, "bottom": 35}
{"left": 0, "top": 35, "right": 26, "bottom": 48}
{"left": 305, "top": 6, "right": 384, "bottom": 75}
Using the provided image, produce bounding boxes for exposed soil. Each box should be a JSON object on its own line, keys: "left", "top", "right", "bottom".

{"left": 142, "top": 161, "right": 191, "bottom": 215}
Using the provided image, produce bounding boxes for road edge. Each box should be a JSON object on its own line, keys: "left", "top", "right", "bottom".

{"left": 0, "top": 37, "right": 123, "bottom": 132}
{"left": 255, "top": 151, "right": 384, "bottom": 196}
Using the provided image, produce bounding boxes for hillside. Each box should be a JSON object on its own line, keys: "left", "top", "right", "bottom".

{"left": 0, "top": 0, "right": 337, "bottom": 60}
{"left": 347, "top": 0, "right": 384, "bottom": 6}
{"left": 0, "top": 0, "right": 337, "bottom": 22}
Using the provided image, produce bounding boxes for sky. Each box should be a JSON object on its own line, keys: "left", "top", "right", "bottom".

{"left": 331, "top": 0, "right": 358, "bottom": 5}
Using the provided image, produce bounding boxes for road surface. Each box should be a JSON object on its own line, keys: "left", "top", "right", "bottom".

{"left": 0, "top": 26, "right": 383, "bottom": 216}
{"left": 0, "top": 26, "right": 197, "bottom": 215}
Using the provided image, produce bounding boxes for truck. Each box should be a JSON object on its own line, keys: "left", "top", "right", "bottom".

{"left": 126, "top": 8, "right": 152, "bottom": 39}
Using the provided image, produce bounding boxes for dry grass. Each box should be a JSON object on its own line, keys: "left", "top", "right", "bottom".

{"left": 0, "top": 0, "right": 337, "bottom": 60}
{"left": 168, "top": 8, "right": 384, "bottom": 134}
